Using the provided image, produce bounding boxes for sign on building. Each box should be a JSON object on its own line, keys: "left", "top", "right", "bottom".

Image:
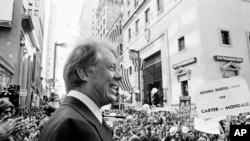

{"left": 19, "top": 89, "right": 27, "bottom": 97}
{"left": 194, "top": 77, "right": 250, "bottom": 119}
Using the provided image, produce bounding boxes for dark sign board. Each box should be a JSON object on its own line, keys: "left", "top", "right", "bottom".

{"left": 214, "top": 55, "right": 243, "bottom": 63}
{"left": 172, "top": 57, "right": 197, "bottom": 69}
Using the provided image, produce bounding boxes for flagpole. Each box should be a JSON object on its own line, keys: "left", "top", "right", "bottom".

{"left": 138, "top": 53, "right": 141, "bottom": 103}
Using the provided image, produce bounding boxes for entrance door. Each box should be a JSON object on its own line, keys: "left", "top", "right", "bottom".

{"left": 145, "top": 80, "right": 163, "bottom": 106}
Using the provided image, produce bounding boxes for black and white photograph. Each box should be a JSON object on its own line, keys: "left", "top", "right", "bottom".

{"left": 1, "top": 0, "right": 250, "bottom": 140}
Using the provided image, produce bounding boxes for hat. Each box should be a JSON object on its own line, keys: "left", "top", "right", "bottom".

{"left": 181, "top": 126, "right": 189, "bottom": 134}
{"left": 113, "top": 136, "right": 121, "bottom": 141}
{"left": 169, "top": 126, "right": 177, "bottom": 136}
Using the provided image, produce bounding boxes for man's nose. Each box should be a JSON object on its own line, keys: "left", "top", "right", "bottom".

{"left": 115, "top": 70, "right": 122, "bottom": 81}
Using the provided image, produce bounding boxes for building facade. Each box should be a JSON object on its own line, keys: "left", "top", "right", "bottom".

{"left": 42, "top": 0, "right": 57, "bottom": 100}
{"left": 0, "top": 0, "right": 45, "bottom": 109}
{"left": 122, "top": 0, "right": 250, "bottom": 108}
{"left": 96, "top": 0, "right": 122, "bottom": 39}
{"left": 79, "top": 0, "right": 99, "bottom": 38}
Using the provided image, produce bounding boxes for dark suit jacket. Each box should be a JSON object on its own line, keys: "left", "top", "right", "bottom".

{"left": 38, "top": 96, "right": 113, "bottom": 141}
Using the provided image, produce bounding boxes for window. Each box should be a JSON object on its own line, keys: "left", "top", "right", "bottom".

{"left": 119, "top": 20, "right": 122, "bottom": 34}
{"left": 28, "top": 9, "right": 32, "bottom": 15}
{"left": 135, "top": 19, "right": 139, "bottom": 33}
{"left": 103, "top": 19, "right": 105, "bottom": 24}
{"left": 248, "top": 32, "right": 250, "bottom": 42}
{"left": 134, "top": 0, "right": 139, "bottom": 8}
{"left": 220, "top": 30, "right": 231, "bottom": 45}
{"left": 129, "top": 66, "right": 132, "bottom": 75}
{"left": 128, "top": 28, "right": 131, "bottom": 41}
{"left": 157, "top": 0, "right": 164, "bottom": 11}
{"left": 119, "top": 44, "right": 123, "bottom": 56}
{"left": 128, "top": 11, "right": 130, "bottom": 17}
{"left": 29, "top": 0, "right": 33, "bottom": 5}
{"left": 178, "top": 36, "right": 185, "bottom": 51}
{"left": 34, "top": 10, "right": 39, "bottom": 16}
{"left": 35, "top": 0, "right": 40, "bottom": 7}
{"left": 127, "top": 0, "right": 130, "bottom": 6}
{"left": 145, "top": 8, "right": 150, "bottom": 23}
{"left": 181, "top": 80, "right": 188, "bottom": 96}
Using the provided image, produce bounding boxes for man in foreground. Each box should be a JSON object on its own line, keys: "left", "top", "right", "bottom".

{"left": 39, "top": 38, "right": 122, "bottom": 141}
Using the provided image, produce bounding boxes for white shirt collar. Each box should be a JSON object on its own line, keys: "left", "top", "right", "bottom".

{"left": 67, "top": 90, "right": 102, "bottom": 124}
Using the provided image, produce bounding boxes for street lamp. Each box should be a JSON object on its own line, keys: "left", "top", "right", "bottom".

{"left": 129, "top": 49, "right": 142, "bottom": 103}
{"left": 53, "top": 42, "right": 67, "bottom": 87}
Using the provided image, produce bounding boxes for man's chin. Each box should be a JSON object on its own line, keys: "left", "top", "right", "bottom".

{"left": 107, "top": 94, "right": 117, "bottom": 103}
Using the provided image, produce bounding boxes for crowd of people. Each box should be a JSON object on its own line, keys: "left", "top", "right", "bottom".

{"left": 1, "top": 39, "right": 249, "bottom": 141}
{"left": 104, "top": 108, "right": 250, "bottom": 141}
{"left": 1, "top": 96, "right": 249, "bottom": 141}
{"left": 0, "top": 99, "right": 50, "bottom": 141}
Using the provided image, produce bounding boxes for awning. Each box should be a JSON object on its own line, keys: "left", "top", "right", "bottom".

{"left": 118, "top": 68, "right": 133, "bottom": 93}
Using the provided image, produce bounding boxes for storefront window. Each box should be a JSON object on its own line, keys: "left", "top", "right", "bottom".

{"left": 0, "top": 66, "right": 12, "bottom": 92}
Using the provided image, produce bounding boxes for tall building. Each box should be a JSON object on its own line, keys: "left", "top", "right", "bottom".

{"left": 0, "top": 0, "right": 46, "bottom": 108}
{"left": 122, "top": 0, "right": 250, "bottom": 108}
{"left": 23, "top": 0, "right": 46, "bottom": 108}
{"left": 42, "top": 0, "right": 57, "bottom": 98}
{"left": 43, "top": 0, "right": 84, "bottom": 103}
{"left": 96, "top": 0, "right": 122, "bottom": 39}
{"left": 79, "top": 0, "right": 99, "bottom": 38}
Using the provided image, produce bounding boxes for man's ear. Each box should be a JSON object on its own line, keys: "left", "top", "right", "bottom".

{"left": 77, "top": 68, "right": 89, "bottom": 81}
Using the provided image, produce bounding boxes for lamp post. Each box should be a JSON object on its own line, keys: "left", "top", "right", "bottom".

{"left": 53, "top": 42, "right": 67, "bottom": 87}
{"left": 129, "top": 49, "right": 141, "bottom": 103}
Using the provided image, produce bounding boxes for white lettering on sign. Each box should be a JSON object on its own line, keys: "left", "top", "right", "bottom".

{"left": 234, "top": 129, "right": 247, "bottom": 136}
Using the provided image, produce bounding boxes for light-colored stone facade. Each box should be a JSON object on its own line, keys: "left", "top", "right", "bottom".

{"left": 122, "top": 0, "right": 250, "bottom": 107}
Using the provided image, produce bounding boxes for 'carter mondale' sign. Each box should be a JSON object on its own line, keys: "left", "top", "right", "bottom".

{"left": 194, "top": 77, "right": 250, "bottom": 119}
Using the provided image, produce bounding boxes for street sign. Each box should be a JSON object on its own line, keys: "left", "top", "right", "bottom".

{"left": 19, "top": 89, "right": 27, "bottom": 96}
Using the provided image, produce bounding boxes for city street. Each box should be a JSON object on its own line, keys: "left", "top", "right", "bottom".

{"left": 1, "top": 0, "right": 250, "bottom": 140}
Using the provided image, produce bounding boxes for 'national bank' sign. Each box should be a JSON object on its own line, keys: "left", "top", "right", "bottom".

{"left": 0, "top": 0, "right": 14, "bottom": 27}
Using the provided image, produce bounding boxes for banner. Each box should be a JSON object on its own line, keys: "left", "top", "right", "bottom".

{"left": 194, "top": 77, "right": 250, "bottom": 119}
{"left": 194, "top": 117, "right": 222, "bottom": 134}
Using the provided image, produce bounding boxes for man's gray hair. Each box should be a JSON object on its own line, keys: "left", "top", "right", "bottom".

{"left": 63, "top": 38, "right": 117, "bottom": 92}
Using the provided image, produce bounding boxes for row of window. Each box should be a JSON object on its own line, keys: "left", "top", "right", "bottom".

{"left": 127, "top": 0, "right": 163, "bottom": 41}
{"left": 28, "top": 0, "right": 40, "bottom": 8}
{"left": 178, "top": 29, "right": 232, "bottom": 52}
{"left": 28, "top": 9, "right": 39, "bottom": 16}
{"left": 108, "top": 21, "right": 123, "bottom": 43}
{"left": 126, "top": 0, "right": 139, "bottom": 8}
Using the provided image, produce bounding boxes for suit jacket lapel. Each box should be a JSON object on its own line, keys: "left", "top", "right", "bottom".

{"left": 62, "top": 97, "right": 113, "bottom": 141}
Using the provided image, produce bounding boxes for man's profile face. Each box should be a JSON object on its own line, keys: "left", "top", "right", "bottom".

{"left": 87, "top": 47, "right": 121, "bottom": 106}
